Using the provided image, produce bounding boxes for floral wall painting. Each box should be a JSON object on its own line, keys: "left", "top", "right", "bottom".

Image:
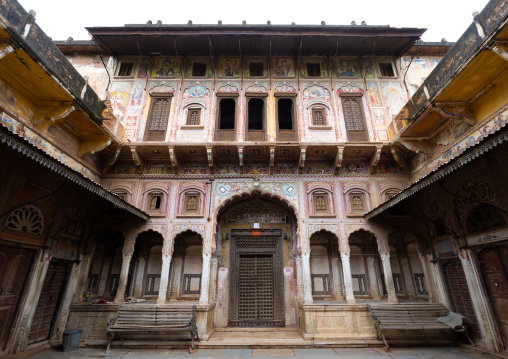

{"left": 366, "top": 81, "right": 383, "bottom": 107}
{"left": 151, "top": 58, "right": 180, "bottom": 78}
{"left": 331, "top": 59, "right": 361, "bottom": 78}
{"left": 272, "top": 58, "right": 296, "bottom": 78}
{"left": 361, "top": 59, "right": 376, "bottom": 79}
{"left": 372, "top": 108, "right": 386, "bottom": 126}
{"left": 218, "top": 58, "right": 240, "bottom": 77}
{"left": 137, "top": 57, "right": 150, "bottom": 78}
{"left": 381, "top": 82, "right": 406, "bottom": 118}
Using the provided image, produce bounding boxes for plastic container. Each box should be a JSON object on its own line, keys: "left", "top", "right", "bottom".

{"left": 62, "top": 329, "right": 83, "bottom": 352}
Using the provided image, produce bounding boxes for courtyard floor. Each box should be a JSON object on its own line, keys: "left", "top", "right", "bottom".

{"left": 27, "top": 346, "right": 500, "bottom": 359}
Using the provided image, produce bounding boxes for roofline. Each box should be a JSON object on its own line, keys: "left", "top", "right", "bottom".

{"left": 365, "top": 126, "right": 508, "bottom": 220}
{"left": 393, "top": 0, "right": 508, "bottom": 125}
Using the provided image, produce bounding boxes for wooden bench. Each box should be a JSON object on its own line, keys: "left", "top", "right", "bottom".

{"left": 106, "top": 304, "right": 199, "bottom": 351}
{"left": 367, "top": 303, "right": 473, "bottom": 351}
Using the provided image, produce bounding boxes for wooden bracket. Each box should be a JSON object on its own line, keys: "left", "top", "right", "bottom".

{"left": 169, "top": 147, "right": 179, "bottom": 174}
{"left": 130, "top": 146, "right": 144, "bottom": 171}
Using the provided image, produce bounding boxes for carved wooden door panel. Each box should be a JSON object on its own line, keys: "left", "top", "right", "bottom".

{"left": 238, "top": 255, "right": 274, "bottom": 321}
{"left": 229, "top": 229, "right": 284, "bottom": 327}
{"left": 28, "top": 262, "right": 68, "bottom": 344}
{"left": 0, "top": 245, "right": 34, "bottom": 350}
{"left": 442, "top": 260, "right": 481, "bottom": 339}
{"left": 479, "top": 246, "right": 508, "bottom": 348}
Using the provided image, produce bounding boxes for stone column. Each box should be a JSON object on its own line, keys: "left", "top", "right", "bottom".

{"left": 132, "top": 257, "right": 146, "bottom": 298}
{"left": 331, "top": 257, "right": 344, "bottom": 301}
{"left": 296, "top": 256, "right": 304, "bottom": 302}
{"left": 366, "top": 256, "right": 381, "bottom": 300}
{"left": 380, "top": 253, "right": 398, "bottom": 304}
{"left": 301, "top": 253, "right": 313, "bottom": 304}
{"left": 73, "top": 249, "right": 95, "bottom": 304}
{"left": 340, "top": 253, "right": 356, "bottom": 304}
{"left": 400, "top": 255, "right": 416, "bottom": 300}
{"left": 169, "top": 257, "right": 183, "bottom": 301}
{"left": 97, "top": 256, "right": 112, "bottom": 296}
{"left": 114, "top": 253, "right": 133, "bottom": 304}
{"left": 114, "top": 236, "right": 136, "bottom": 304}
{"left": 208, "top": 257, "right": 217, "bottom": 301}
{"left": 199, "top": 253, "right": 211, "bottom": 304}
{"left": 157, "top": 254, "right": 172, "bottom": 304}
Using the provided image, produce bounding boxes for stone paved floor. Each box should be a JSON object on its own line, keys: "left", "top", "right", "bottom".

{"left": 27, "top": 346, "right": 499, "bottom": 359}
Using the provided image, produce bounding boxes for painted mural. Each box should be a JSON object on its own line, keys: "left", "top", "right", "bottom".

{"left": 361, "top": 59, "right": 376, "bottom": 79}
{"left": 151, "top": 58, "right": 180, "bottom": 78}
{"left": 366, "top": 81, "right": 383, "bottom": 107}
{"left": 331, "top": 59, "right": 361, "bottom": 78}
{"left": 381, "top": 82, "right": 406, "bottom": 119}
{"left": 137, "top": 57, "right": 151, "bottom": 78}
{"left": 108, "top": 82, "right": 132, "bottom": 120}
{"left": 272, "top": 58, "right": 296, "bottom": 78}
{"left": 218, "top": 58, "right": 240, "bottom": 77}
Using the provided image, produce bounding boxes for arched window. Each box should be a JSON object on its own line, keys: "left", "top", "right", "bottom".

{"left": 466, "top": 204, "right": 506, "bottom": 235}
{"left": 4, "top": 205, "right": 44, "bottom": 235}
{"left": 147, "top": 192, "right": 164, "bottom": 213}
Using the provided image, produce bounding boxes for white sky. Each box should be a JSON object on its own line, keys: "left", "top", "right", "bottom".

{"left": 18, "top": 0, "right": 489, "bottom": 43}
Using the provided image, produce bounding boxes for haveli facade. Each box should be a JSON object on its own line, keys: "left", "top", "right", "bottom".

{"left": 0, "top": 0, "right": 507, "bottom": 356}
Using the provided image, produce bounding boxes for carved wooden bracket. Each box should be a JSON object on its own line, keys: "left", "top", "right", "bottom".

{"left": 168, "top": 147, "right": 179, "bottom": 174}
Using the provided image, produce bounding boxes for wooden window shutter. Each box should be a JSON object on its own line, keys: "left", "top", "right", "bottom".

{"left": 145, "top": 96, "right": 172, "bottom": 141}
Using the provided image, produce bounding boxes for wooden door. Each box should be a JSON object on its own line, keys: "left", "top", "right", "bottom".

{"left": 442, "top": 260, "right": 481, "bottom": 339}
{"left": 0, "top": 245, "right": 34, "bottom": 350}
{"left": 27, "top": 262, "right": 68, "bottom": 344}
{"left": 479, "top": 246, "right": 508, "bottom": 348}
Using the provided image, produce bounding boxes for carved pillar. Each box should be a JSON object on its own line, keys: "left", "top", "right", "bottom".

{"left": 331, "top": 256, "right": 344, "bottom": 300}
{"left": 296, "top": 256, "right": 304, "bottom": 302}
{"left": 380, "top": 253, "right": 398, "bottom": 304}
{"left": 157, "top": 254, "right": 172, "bottom": 304}
{"left": 97, "top": 256, "right": 112, "bottom": 296}
{"left": 209, "top": 257, "right": 217, "bottom": 301}
{"left": 114, "top": 253, "right": 133, "bottom": 304}
{"left": 340, "top": 253, "right": 356, "bottom": 304}
{"left": 418, "top": 253, "right": 434, "bottom": 302}
{"left": 132, "top": 257, "right": 146, "bottom": 298}
{"left": 169, "top": 257, "right": 183, "bottom": 301}
{"left": 199, "top": 253, "right": 211, "bottom": 304}
{"left": 400, "top": 255, "right": 416, "bottom": 300}
{"left": 114, "top": 235, "right": 136, "bottom": 304}
{"left": 301, "top": 253, "right": 313, "bottom": 304}
{"left": 366, "top": 256, "right": 381, "bottom": 300}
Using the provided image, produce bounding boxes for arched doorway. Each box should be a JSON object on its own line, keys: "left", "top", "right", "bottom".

{"left": 215, "top": 193, "right": 298, "bottom": 328}
{"left": 309, "top": 230, "right": 342, "bottom": 300}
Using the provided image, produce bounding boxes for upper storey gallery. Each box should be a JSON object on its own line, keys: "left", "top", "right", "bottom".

{"left": 77, "top": 23, "right": 425, "bottom": 144}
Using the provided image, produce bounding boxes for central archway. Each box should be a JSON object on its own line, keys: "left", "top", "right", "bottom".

{"left": 215, "top": 192, "right": 298, "bottom": 328}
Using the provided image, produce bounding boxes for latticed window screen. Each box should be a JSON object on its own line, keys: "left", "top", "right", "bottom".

{"left": 312, "top": 109, "right": 325, "bottom": 126}
{"left": 342, "top": 97, "right": 364, "bottom": 131}
{"left": 149, "top": 97, "right": 171, "bottom": 131}
{"left": 187, "top": 109, "right": 201, "bottom": 125}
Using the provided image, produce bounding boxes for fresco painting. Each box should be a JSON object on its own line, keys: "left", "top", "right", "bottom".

{"left": 151, "top": 58, "right": 180, "bottom": 78}
{"left": 272, "top": 58, "right": 296, "bottom": 78}
{"left": 366, "top": 81, "right": 383, "bottom": 107}
{"left": 332, "top": 59, "right": 361, "bottom": 77}
{"left": 219, "top": 58, "right": 240, "bottom": 77}
{"left": 381, "top": 82, "right": 406, "bottom": 118}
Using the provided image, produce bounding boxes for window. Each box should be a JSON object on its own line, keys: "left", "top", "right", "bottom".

{"left": 248, "top": 98, "right": 264, "bottom": 130}
{"left": 218, "top": 98, "right": 236, "bottom": 130}
{"left": 341, "top": 94, "right": 368, "bottom": 141}
{"left": 277, "top": 99, "right": 293, "bottom": 130}
{"left": 384, "top": 190, "right": 399, "bottom": 201}
{"left": 116, "top": 61, "right": 134, "bottom": 77}
{"left": 148, "top": 194, "right": 163, "bottom": 212}
{"left": 313, "top": 192, "right": 329, "bottom": 213}
{"left": 307, "top": 63, "right": 321, "bottom": 77}
{"left": 186, "top": 108, "right": 201, "bottom": 125}
{"left": 349, "top": 192, "right": 366, "bottom": 215}
{"left": 249, "top": 62, "right": 264, "bottom": 77}
{"left": 312, "top": 108, "right": 326, "bottom": 126}
{"left": 144, "top": 94, "right": 172, "bottom": 141}
{"left": 379, "top": 62, "right": 396, "bottom": 77}
{"left": 184, "top": 193, "right": 200, "bottom": 214}
{"left": 192, "top": 62, "right": 207, "bottom": 77}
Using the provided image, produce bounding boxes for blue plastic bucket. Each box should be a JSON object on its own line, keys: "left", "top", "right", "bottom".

{"left": 62, "top": 329, "right": 83, "bottom": 352}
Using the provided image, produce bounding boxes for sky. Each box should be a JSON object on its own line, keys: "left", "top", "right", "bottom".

{"left": 18, "top": 0, "right": 489, "bottom": 43}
